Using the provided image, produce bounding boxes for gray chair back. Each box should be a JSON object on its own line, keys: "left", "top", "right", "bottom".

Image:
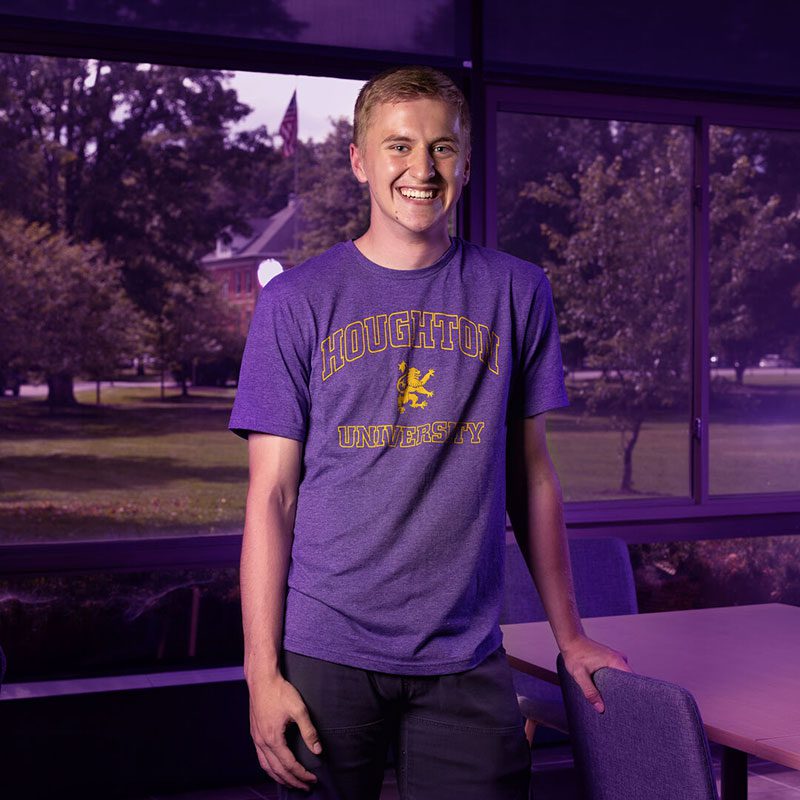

{"left": 501, "top": 536, "right": 638, "bottom": 624}
{"left": 557, "top": 653, "right": 719, "bottom": 800}
{"left": 501, "top": 536, "right": 638, "bottom": 737}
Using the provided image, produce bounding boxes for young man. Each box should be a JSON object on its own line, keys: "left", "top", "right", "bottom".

{"left": 229, "top": 65, "right": 630, "bottom": 800}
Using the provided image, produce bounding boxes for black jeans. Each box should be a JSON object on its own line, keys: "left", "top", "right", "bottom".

{"left": 276, "top": 643, "right": 531, "bottom": 800}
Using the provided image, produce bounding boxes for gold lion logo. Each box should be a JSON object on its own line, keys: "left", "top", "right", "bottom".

{"left": 396, "top": 361, "right": 435, "bottom": 413}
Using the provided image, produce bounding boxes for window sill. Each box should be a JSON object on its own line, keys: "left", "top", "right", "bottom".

{"left": 0, "top": 664, "right": 244, "bottom": 701}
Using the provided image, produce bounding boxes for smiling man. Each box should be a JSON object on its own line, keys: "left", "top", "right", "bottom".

{"left": 229, "top": 65, "right": 629, "bottom": 800}
{"left": 349, "top": 92, "right": 468, "bottom": 270}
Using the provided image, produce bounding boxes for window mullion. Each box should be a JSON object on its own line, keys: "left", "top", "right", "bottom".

{"left": 692, "top": 115, "right": 711, "bottom": 505}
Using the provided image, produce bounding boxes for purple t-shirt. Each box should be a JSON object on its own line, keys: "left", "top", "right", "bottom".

{"left": 228, "top": 236, "right": 569, "bottom": 675}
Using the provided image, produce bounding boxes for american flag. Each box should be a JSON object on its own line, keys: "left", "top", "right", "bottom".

{"left": 279, "top": 90, "right": 298, "bottom": 159}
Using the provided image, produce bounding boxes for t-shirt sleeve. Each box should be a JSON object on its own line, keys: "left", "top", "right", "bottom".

{"left": 228, "top": 279, "right": 310, "bottom": 442}
{"left": 507, "top": 272, "right": 570, "bottom": 420}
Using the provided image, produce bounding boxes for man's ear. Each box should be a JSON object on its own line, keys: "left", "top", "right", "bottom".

{"left": 462, "top": 149, "right": 471, "bottom": 186}
{"left": 350, "top": 142, "right": 368, "bottom": 184}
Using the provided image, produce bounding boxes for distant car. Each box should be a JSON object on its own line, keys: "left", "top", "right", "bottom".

{"left": 758, "top": 353, "right": 793, "bottom": 368}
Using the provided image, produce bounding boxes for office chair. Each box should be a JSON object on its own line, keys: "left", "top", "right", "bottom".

{"left": 557, "top": 652, "right": 719, "bottom": 800}
{"left": 501, "top": 536, "right": 638, "bottom": 744}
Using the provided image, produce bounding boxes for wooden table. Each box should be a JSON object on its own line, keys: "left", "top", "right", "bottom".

{"left": 501, "top": 603, "right": 800, "bottom": 800}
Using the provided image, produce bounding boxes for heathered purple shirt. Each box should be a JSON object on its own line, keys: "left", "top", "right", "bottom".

{"left": 228, "top": 236, "right": 569, "bottom": 675}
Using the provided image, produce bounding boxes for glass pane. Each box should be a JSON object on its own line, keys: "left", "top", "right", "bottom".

{"left": 709, "top": 125, "right": 800, "bottom": 495}
{"left": 497, "top": 112, "right": 693, "bottom": 501}
{"left": 0, "top": 54, "right": 366, "bottom": 542}
{"left": 630, "top": 535, "right": 800, "bottom": 612}
{"left": 0, "top": 569, "right": 241, "bottom": 680}
{"left": 486, "top": 0, "right": 800, "bottom": 93}
{"left": 0, "top": 0, "right": 458, "bottom": 57}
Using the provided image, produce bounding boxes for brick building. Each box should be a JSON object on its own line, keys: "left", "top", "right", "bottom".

{"left": 201, "top": 195, "right": 303, "bottom": 336}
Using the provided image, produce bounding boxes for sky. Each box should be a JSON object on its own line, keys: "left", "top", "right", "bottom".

{"left": 86, "top": 63, "right": 364, "bottom": 145}
{"left": 226, "top": 70, "right": 366, "bottom": 144}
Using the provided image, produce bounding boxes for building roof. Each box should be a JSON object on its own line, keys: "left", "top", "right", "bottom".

{"left": 201, "top": 196, "right": 302, "bottom": 267}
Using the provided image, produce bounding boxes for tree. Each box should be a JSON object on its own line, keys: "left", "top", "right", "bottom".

{"left": 511, "top": 117, "right": 800, "bottom": 492}
{"left": 152, "top": 273, "right": 241, "bottom": 399}
{"left": 523, "top": 124, "right": 692, "bottom": 493}
{"left": 0, "top": 212, "right": 147, "bottom": 407}
{"left": 709, "top": 127, "right": 800, "bottom": 383}
{"left": 286, "top": 117, "right": 370, "bottom": 265}
{"left": 0, "top": 55, "right": 280, "bottom": 404}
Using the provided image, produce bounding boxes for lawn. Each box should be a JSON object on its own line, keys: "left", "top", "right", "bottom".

{"left": 0, "top": 385, "right": 246, "bottom": 542}
{"left": 1, "top": 380, "right": 798, "bottom": 542}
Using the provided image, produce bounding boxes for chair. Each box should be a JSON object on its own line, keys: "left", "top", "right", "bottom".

{"left": 500, "top": 536, "right": 638, "bottom": 744}
{"left": 556, "top": 653, "right": 719, "bottom": 800}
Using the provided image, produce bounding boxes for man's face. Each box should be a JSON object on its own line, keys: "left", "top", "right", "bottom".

{"left": 350, "top": 97, "right": 470, "bottom": 239}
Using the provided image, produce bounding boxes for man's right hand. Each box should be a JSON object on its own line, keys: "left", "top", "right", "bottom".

{"left": 248, "top": 673, "right": 322, "bottom": 791}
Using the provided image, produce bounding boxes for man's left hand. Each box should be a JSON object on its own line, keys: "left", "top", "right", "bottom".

{"left": 560, "top": 634, "right": 632, "bottom": 713}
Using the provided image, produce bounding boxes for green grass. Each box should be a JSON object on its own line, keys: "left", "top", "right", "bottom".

{"left": 549, "top": 412, "right": 800, "bottom": 500}
{"left": 0, "top": 385, "right": 247, "bottom": 542}
{"left": 1, "top": 381, "right": 798, "bottom": 542}
{"left": 708, "top": 422, "right": 800, "bottom": 495}
{"left": 548, "top": 413, "right": 691, "bottom": 501}
{"left": 712, "top": 369, "right": 800, "bottom": 387}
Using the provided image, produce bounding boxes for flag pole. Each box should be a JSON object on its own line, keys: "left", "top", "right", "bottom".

{"left": 293, "top": 82, "right": 299, "bottom": 256}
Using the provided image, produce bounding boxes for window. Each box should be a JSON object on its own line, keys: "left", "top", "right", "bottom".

{"left": 495, "top": 110, "right": 694, "bottom": 502}
{"left": 490, "top": 86, "right": 800, "bottom": 515}
{"left": 709, "top": 125, "right": 800, "bottom": 495}
{"left": 0, "top": 50, "right": 370, "bottom": 680}
{"left": 3, "top": 11, "right": 800, "bottom": 686}
{"left": 0, "top": 568, "right": 242, "bottom": 678}
{"left": 0, "top": 54, "right": 366, "bottom": 547}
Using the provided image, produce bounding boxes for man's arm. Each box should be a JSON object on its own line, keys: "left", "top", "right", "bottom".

{"left": 240, "top": 432, "right": 321, "bottom": 791}
{"left": 240, "top": 432, "right": 301, "bottom": 681}
{"left": 506, "top": 412, "right": 631, "bottom": 711}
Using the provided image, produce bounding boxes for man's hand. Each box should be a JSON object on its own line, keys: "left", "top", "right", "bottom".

{"left": 248, "top": 672, "right": 322, "bottom": 791}
{"left": 560, "top": 634, "right": 632, "bottom": 713}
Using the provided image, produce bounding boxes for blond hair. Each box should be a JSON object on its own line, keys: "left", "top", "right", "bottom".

{"left": 353, "top": 65, "right": 471, "bottom": 153}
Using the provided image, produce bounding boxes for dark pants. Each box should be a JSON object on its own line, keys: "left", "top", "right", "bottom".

{"left": 277, "top": 643, "right": 531, "bottom": 800}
